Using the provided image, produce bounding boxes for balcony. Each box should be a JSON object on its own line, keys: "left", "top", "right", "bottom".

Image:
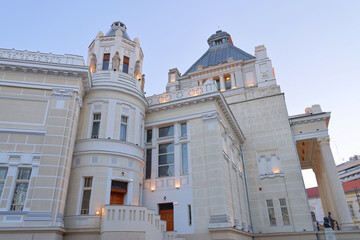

{"left": 101, "top": 205, "right": 166, "bottom": 240}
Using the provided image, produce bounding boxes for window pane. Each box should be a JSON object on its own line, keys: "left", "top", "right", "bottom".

{"left": 93, "top": 113, "right": 101, "bottom": 120}
{"left": 18, "top": 169, "right": 31, "bottom": 180}
{"left": 0, "top": 183, "right": 4, "bottom": 196}
{"left": 159, "top": 154, "right": 174, "bottom": 165}
{"left": 158, "top": 165, "right": 174, "bottom": 177}
{"left": 123, "top": 56, "right": 129, "bottom": 74}
{"left": 10, "top": 183, "right": 29, "bottom": 211}
{"left": 281, "top": 207, "right": 290, "bottom": 224}
{"left": 145, "top": 149, "right": 152, "bottom": 179}
{"left": 225, "top": 78, "right": 231, "bottom": 89}
{"left": 159, "top": 126, "right": 174, "bottom": 137}
{"left": 91, "top": 122, "right": 100, "bottom": 139}
{"left": 0, "top": 168, "right": 7, "bottom": 179}
{"left": 159, "top": 143, "right": 174, "bottom": 154}
{"left": 181, "top": 143, "right": 188, "bottom": 175}
{"left": 268, "top": 207, "right": 276, "bottom": 226}
{"left": 120, "top": 124, "right": 127, "bottom": 141}
{"left": 84, "top": 177, "right": 93, "bottom": 188}
{"left": 147, "top": 129, "right": 152, "bottom": 143}
{"left": 121, "top": 116, "right": 127, "bottom": 123}
{"left": 181, "top": 123, "right": 187, "bottom": 137}
{"left": 103, "top": 54, "right": 110, "bottom": 70}
{"left": 81, "top": 189, "right": 91, "bottom": 215}
{"left": 216, "top": 80, "right": 220, "bottom": 90}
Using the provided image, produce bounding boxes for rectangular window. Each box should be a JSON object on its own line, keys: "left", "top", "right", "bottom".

{"left": 123, "top": 56, "right": 129, "bottom": 74}
{"left": 10, "top": 168, "right": 31, "bottom": 211}
{"left": 188, "top": 204, "right": 192, "bottom": 225}
{"left": 216, "top": 79, "right": 220, "bottom": 90}
{"left": 91, "top": 113, "right": 101, "bottom": 139}
{"left": 146, "top": 129, "right": 152, "bottom": 143}
{"left": 102, "top": 53, "right": 110, "bottom": 70}
{"left": 159, "top": 126, "right": 174, "bottom": 138}
{"left": 158, "top": 143, "right": 174, "bottom": 177}
{"left": 225, "top": 76, "right": 231, "bottom": 90}
{"left": 279, "top": 198, "right": 290, "bottom": 225}
{"left": 181, "top": 123, "right": 187, "bottom": 137}
{"left": 181, "top": 143, "right": 188, "bottom": 175}
{"left": 145, "top": 149, "right": 152, "bottom": 179}
{"left": 81, "top": 177, "right": 93, "bottom": 215}
{"left": 266, "top": 199, "right": 276, "bottom": 226}
{"left": 120, "top": 116, "right": 128, "bottom": 141}
{"left": 348, "top": 203, "right": 355, "bottom": 218}
{"left": 0, "top": 168, "right": 8, "bottom": 198}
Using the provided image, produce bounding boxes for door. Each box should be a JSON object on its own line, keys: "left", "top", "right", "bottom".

{"left": 159, "top": 203, "right": 174, "bottom": 231}
{"left": 110, "top": 181, "right": 127, "bottom": 205}
{"left": 110, "top": 191, "right": 124, "bottom": 205}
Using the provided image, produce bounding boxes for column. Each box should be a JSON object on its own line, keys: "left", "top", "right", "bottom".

{"left": 317, "top": 136, "right": 355, "bottom": 229}
{"left": 230, "top": 72, "right": 236, "bottom": 89}
{"left": 219, "top": 75, "right": 225, "bottom": 91}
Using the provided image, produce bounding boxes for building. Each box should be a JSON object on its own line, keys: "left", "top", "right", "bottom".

{"left": 307, "top": 179, "right": 360, "bottom": 228}
{"left": 338, "top": 155, "right": 360, "bottom": 182}
{"left": 0, "top": 21, "right": 358, "bottom": 240}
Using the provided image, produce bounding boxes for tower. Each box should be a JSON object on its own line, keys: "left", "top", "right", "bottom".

{"left": 64, "top": 21, "right": 154, "bottom": 237}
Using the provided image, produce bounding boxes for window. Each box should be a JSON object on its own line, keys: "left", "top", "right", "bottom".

{"left": 181, "top": 123, "right": 187, "bottom": 137}
{"left": 188, "top": 204, "right": 192, "bottom": 225}
{"left": 120, "top": 116, "right": 128, "bottom": 141}
{"left": 279, "top": 198, "right": 290, "bottom": 225}
{"left": 159, "top": 126, "right": 174, "bottom": 138}
{"left": 348, "top": 203, "right": 355, "bottom": 218}
{"left": 81, "top": 177, "right": 93, "bottom": 215}
{"left": 258, "top": 153, "right": 282, "bottom": 177}
{"left": 91, "top": 113, "right": 101, "bottom": 139}
{"left": 266, "top": 199, "right": 276, "bottom": 226}
{"left": 158, "top": 143, "right": 174, "bottom": 177}
{"left": 102, "top": 53, "right": 110, "bottom": 70}
{"left": 215, "top": 79, "right": 220, "bottom": 90}
{"left": 181, "top": 143, "right": 188, "bottom": 175}
{"left": 146, "top": 129, "right": 152, "bottom": 143}
{"left": 10, "top": 168, "right": 31, "bottom": 211}
{"left": 0, "top": 168, "right": 7, "bottom": 198}
{"left": 123, "top": 56, "right": 129, "bottom": 74}
{"left": 145, "top": 149, "right": 152, "bottom": 179}
{"left": 225, "top": 76, "right": 231, "bottom": 90}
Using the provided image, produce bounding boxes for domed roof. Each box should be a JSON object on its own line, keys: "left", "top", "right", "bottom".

{"left": 105, "top": 21, "right": 131, "bottom": 40}
{"left": 183, "top": 30, "right": 255, "bottom": 75}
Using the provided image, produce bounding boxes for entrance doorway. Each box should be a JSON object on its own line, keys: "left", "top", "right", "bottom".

{"left": 110, "top": 181, "right": 127, "bottom": 205}
{"left": 159, "top": 203, "right": 174, "bottom": 231}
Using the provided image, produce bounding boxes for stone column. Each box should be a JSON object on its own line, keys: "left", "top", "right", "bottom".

{"left": 317, "top": 136, "right": 354, "bottom": 229}
{"left": 230, "top": 72, "right": 236, "bottom": 89}
{"left": 219, "top": 75, "right": 225, "bottom": 91}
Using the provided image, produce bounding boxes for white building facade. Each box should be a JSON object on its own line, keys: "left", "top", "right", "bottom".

{"left": 0, "top": 21, "right": 358, "bottom": 240}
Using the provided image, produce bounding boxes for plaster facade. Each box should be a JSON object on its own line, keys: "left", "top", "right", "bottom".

{"left": 0, "top": 21, "right": 358, "bottom": 240}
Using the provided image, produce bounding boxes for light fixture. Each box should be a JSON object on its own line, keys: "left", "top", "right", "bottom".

{"left": 173, "top": 202, "right": 178, "bottom": 205}
{"left": 95, "top": 211, "right": 100, "bottom": 215}
{"left": 151, "top": 187, "right": 155, "bottom": 192}
{"left": 175, "top": 184, "right": 180, "bottom": 189}
{"left": 129, "top": 179, "right": 133, "bottom": 182}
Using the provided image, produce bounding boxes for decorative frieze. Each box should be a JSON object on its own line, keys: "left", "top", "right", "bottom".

{"left": 0, "top": 48, "right": 84, "bottom": 65}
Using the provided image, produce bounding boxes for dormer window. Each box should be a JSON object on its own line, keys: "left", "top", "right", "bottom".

{"left": 102, "top": 53, "right": 110, "bottom": 70}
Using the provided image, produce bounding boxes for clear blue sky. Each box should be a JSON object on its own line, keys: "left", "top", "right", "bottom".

{"left": 1, "top": 0, "right": 359, "bottom": 187}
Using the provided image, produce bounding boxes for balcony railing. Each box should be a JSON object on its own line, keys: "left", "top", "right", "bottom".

{"left": 101, "top": 205, "right": 166, "bottom": 239}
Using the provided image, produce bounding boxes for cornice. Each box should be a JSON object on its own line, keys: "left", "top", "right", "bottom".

{"left": 289, "top": 112, "right": 331, "bottom": 126}
{"left": 0, "top": 58, "right": 91, "bottom": 92}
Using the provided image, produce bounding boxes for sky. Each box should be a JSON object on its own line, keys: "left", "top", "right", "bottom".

{"left": 1, "top": 0, "right": 359, "bottom": 188}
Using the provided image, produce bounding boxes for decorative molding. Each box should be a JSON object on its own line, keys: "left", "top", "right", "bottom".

{"left": 0, "top": 48, "right": 84, "bottom": 65}
{"left": 52, "top": 88, "right": 73, "bottom": 98}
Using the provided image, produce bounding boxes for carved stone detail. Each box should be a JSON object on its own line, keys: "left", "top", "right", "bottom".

{"left": 52, "top": 88, "right": 73, "bottom": 98}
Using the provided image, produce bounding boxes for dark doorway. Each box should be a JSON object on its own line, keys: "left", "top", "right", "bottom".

{"left": 110, "top": 181, "right": 127, "bottom": 205}
{"left": 159, "top": 203, "right": 174, "bottom": 231}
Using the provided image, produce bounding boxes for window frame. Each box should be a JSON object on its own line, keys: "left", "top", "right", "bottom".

{"left": 266, "top": 199, "right": 276, "bottom": 226}
{"left": 123, "top": 56, "right": 129, "bottom": 74}
{"left": 102, "top": 53, "right": 110, "bottom": 70}
{"left": 10, "top": 168, "right": 32, "bottom": 211}
{"left": 91, "top": 113, "right": 101, "bottom": 139}
{"left": 120, "top": 116, "right": 128, "bottom": 142}
{"left": 279, "top": 198, "right": 290, "bottom": 225}
{"left": 159, "top": 125, "right": 174, "bottom": 138}
{"left": 158, "top": 142, "right": 175, "bottom": 178}
{"left": 0, "top": 168, "right": 8, "bottom": 199}
{"left": 80, "top": 177, "right": 93, "bottom": 215}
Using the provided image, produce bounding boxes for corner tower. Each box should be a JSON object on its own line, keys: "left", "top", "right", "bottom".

{"left": 64, "top": 22, "right": 161, "bottom": 238}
